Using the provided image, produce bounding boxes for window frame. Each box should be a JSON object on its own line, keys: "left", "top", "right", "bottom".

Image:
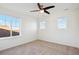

{"left": 0, "top": 15, "right": 21, "bottom": 38}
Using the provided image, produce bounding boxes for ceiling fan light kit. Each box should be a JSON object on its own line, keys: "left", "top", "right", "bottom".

{"left": 40, "top": 10, "right": 44, "bottom": 13}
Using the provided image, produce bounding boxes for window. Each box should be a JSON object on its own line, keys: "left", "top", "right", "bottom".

{"left": 0, "top": 15, "right": 20, "bottom": 38}
{"left": 11, "top": 18, "right": 20, "bottom": 36}
{"left": 57, "top": 16, "right": 68, "bottom": 29}
{"left": 40, "top": 21, "right": 46, "bottom": 30}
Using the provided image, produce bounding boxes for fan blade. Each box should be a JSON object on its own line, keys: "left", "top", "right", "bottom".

{"left": 37, "top": 3, "right": 42, "bottom": 9}
{"left": 44, "top": 10, "right": 50, "bottom": 14}
{"left": 30, "top": 10, "right": 40, "bottom": 12}
{"left": 44, "top": 6, "right": 55, "bottom": 10}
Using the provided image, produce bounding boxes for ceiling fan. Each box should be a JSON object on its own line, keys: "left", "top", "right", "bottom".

{"left": 30, "top": 3, "right": 55, "bottom": 14}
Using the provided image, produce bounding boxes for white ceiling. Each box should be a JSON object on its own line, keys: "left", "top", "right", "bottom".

{"left": 0, "top": 3, "right": 79, "bottom": 18}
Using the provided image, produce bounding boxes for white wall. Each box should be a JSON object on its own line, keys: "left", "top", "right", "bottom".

{"left": 0, "top": 8, "right": 37, "bottom": 51}
{"left": 38, "top": 9, "right": 79, "bottom": 48}
{"left": 0, "top": 4, "right": 79, "bottom": 51}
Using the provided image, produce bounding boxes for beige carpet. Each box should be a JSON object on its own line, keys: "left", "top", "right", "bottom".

{"left": 0, "top": 40, "right": 79, "bottom": 55}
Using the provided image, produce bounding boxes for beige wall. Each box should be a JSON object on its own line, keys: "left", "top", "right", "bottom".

{"left": 0, "top": 8, "right": 37, "bottom": 51}
{"left": 38, "top": 9, "right": 79, "bottom": 48}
